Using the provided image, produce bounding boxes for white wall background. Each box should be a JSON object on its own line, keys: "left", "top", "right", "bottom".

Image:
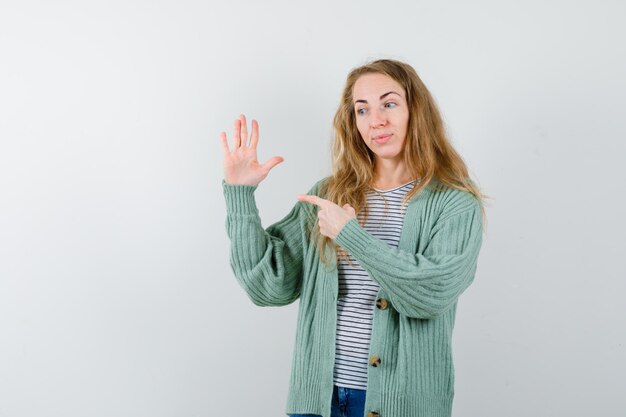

{"left": 1, "top": 0, "right": 625, "bottom": 416}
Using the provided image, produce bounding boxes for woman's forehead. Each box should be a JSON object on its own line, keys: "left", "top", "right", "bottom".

{"left": 353, "top": 73, "right": 405, "bottom": 100}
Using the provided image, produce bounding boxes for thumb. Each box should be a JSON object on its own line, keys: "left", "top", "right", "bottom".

{"left": 342, "top": 204, "right": 356, "bottom": 216}
{"left": 262, "top": 156, "right": 284, "bottom": 172}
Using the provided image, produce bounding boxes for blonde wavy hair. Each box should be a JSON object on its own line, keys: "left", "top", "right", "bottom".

{"left": 313, "top": 58, "right": 488, "bottom": 265}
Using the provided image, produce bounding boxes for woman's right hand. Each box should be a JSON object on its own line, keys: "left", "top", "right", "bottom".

{"left": 220, "top": 114, "right": 284, "bottom": 186}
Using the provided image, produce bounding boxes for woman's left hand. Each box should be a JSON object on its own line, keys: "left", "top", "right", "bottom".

{"left": 297, "top": 195, "right": 357, "bottom": 239}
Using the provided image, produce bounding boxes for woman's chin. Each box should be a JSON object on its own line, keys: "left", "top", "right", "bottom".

{"left": 373, "top": 151, "right": 403, "bottom": 162}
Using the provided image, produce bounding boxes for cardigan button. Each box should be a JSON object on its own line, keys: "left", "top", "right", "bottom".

{"left": 369, "top": 355, "right": 381, "bottom": 367}
{"left": 367, "top": 412, "right": 380, "bottom": 417}
{"left": 376, "top": 298, "right": 389, "bottom": 310}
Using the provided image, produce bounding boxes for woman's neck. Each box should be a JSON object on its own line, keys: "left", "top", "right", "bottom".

{"left": 372, "top": 159, "right": 413, "bottom": 190}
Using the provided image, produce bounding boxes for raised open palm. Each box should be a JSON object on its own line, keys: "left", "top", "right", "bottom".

{"left": 220, "top": 114, "right": 284, "bottom": 186}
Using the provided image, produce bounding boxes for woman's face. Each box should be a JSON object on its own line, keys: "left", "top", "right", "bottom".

{"left": 352, "top": 73, "right": 410, "bottom": 165}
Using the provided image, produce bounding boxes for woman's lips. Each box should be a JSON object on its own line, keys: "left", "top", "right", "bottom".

{"left": 373, "top": 134, "right": 392, "bottom": 144}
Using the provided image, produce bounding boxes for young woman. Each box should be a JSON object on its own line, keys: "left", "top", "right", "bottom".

{"left": 220, "top": 59, "right": 485, "bottom": 417}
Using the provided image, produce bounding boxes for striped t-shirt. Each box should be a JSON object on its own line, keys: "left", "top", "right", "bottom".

{"left": 333, "top": 179, "right": 416, "bottom": 389}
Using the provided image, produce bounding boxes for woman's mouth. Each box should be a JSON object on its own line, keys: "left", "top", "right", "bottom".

{"left": 373, "top": 134, "right": 392, "bottom": 144}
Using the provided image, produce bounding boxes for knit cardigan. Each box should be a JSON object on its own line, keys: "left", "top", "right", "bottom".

{"left": 223, "top": 177, "right": 483, "bottom": 417}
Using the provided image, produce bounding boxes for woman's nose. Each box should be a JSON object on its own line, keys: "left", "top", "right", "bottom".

{"left": 369, "top": 108, "right": 387, "bottom": 127}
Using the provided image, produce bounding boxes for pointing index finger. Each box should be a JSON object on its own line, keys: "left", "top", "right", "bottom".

{"left": 296, "top": 194, "right": 328, "bottom": 207}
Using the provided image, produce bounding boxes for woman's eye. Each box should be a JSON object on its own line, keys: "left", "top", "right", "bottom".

{"left": 385, "top": 102, "right": 397, "bottom": 108}
{"left": 356, "top": 108, "right": 367, "bottom": 115}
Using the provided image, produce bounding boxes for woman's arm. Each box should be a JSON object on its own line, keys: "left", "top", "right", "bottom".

{"left": 223, "top": 180, "right": 318, "bottom": 307}
{"left": 221, "top": 114, "right": 315, "bottom": 306}
{"left": 334, "top": 194, "right": 483, "bottom": 319}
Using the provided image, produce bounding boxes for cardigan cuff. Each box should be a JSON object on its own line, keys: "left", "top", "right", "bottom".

{"left": 222, "top": 179, "right": 259, "bottom": 215}
{"left": 334, "top": 218, "right": 376, "bottom": 259}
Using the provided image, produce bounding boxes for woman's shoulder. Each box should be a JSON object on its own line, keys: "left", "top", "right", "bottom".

{"left": 422, "top": 178, "right": 481, "bottom": 217}
{"left": 304, "top": 176, "right": 331, "bottom": 197}
{"left": 291, "top": 177, "right": 331, "bottom": 221}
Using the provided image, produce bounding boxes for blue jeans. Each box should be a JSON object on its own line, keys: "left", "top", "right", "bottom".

{"left": 289, "top": 385, "right": 367, "bottom": 417}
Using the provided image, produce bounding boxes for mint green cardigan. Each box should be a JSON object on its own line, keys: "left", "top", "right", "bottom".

{"left": 223, "top": 178, "right": 483, "bottom": 417}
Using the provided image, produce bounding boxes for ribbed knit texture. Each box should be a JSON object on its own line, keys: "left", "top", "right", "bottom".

{"left": 223, "top": 178, "right": 483, "bottom": 417}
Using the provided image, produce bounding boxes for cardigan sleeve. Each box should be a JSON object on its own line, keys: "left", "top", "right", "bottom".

{"left": 223, "top": 180, "right": 317, "bottom": 307}
{"left": 334, "top": 193, "right": 483, "bottom": 319}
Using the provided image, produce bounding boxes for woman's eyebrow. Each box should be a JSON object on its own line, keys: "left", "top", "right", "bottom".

{"left": 354, "top": 91, "right": 402, "bottom": 104}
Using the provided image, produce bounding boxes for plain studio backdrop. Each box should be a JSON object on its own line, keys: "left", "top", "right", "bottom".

{"left": 1, "top": 0, "right": 625, "bottom": 416}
